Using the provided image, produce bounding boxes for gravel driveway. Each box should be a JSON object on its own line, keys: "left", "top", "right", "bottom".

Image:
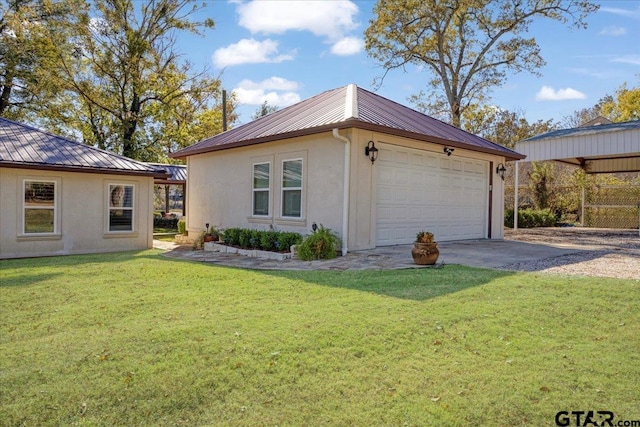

{"left": 503, "top": 228, "right": 639, "bottom": 280}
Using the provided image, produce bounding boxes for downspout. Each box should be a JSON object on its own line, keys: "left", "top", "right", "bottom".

{"left": 332, "top": 128, "right": 350, "bottom": 256}
{"left": 514, "top": 161, "right": 519, "bottom": 231}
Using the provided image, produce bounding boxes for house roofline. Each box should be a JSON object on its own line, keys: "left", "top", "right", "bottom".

{"left": 170, "top": 120, "right": 525, "bottom": 162}
{"left": 0, "top": 161, "right": 170, "bottom": 178}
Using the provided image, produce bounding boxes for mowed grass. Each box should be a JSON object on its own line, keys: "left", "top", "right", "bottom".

{"left": 1, "top": 251, "right": 638, "bottom": 426}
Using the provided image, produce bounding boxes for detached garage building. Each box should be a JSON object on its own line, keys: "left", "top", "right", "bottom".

{"left": 171, "top": 84, "right": 524, "bottom": 253}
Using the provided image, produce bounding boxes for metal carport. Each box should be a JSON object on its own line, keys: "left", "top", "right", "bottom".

{"left": 513, "top": 120, "right": 640, "bottom": 232}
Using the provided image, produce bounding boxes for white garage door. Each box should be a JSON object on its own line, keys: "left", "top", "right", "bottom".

{"left": 376, "top": 144, "right": 488, "bottom": 245}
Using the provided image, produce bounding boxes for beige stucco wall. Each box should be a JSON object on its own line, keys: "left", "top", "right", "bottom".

{"left": 0, "top": 167, "right": 155, "bottom": 259}
{"left": 185, "top": 134, "right": 346, "bottom": 239}
{"left": 184, "top": 128, "right": 508, "bottom": 251}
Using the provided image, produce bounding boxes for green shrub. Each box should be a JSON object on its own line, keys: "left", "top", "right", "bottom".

{"left": 223, "top": 228, "right": 241, "bottom": 246}
{"left": 297, "top": 226, "right": 341, "bottom": 261}
{"left": 505, "top": 208, "right": 557, "bottom": 228}
{"left": 259, "top": 231, "right": 278, "bottom": 252}
{"left": 177, "top": 219, "right": 186, "bottom": 234}
{"left": 276, "top": 232, "right": 303, "bottom": 253}
{"left": 218, "top": 228, "right": 302, "bottom": 252}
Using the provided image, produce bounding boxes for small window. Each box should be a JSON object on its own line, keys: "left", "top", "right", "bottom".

{"left": 108, "top": 184, "right": 134, "bottom": 231}
{"left": 23, "top": 180, "right": 56, "bottom": 234}
{"left": 282, "top": 159, "right": 302, "bottom": 218}
{"left": 252, "top": 163, "right": 270, "bottom": 216}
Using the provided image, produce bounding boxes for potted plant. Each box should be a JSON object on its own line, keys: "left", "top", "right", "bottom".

{"left": 411, "top": 230, "right": 439, "bottom": 265}
{"left": 203, "top": 223, "right": 219, "bottom": 242}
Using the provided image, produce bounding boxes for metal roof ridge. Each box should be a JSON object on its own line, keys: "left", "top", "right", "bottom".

{"left": 344, "top": 84, "right": 358, "bottom": 120}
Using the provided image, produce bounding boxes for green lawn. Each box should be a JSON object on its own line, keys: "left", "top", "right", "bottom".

{"left": 1, "top": 251, "right": 638, "bottom": 426}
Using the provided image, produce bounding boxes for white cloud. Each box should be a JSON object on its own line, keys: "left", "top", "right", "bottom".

{"left": 212, "top": 38, "right": 294, "bottom": 68}
{"left": 233, "top": 78, "right": 301, "bottom": 107}
{"left": 330, "top": 37, "right": 364, "bottom": 56}
{"left": 600, "top": 6, "right": 640, "bottom": 19}
{"left": 535, "top": 86, "right": 587, "bottom": 101}
{"left": 612, "top": 55, "right": 640, "bottom": 65}
{"left": 598, "top": 25, "right": 627, "bottom": 36}
{"left": 237, "top": 0, "right": 359, "bottom": 42}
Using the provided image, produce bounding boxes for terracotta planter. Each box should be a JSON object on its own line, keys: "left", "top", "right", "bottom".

{"left": 411, "top": 242, "right": 440, "bottom": 265}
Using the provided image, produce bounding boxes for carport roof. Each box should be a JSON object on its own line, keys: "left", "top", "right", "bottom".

{"left": 515, "top": 120, "right": 640, "bottom": 173}
{"left": 0, "top": 118, "right": 169, "bottom": 178}
{"left": 170, "top": 84, "right": 524, "bottom": 161}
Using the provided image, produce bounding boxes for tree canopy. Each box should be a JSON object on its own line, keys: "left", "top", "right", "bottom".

{"left": 365, "top": 0, "right": 598, "bottom": 127}
{"left": 1, "top": 0, "right": 231, "bottom": 162}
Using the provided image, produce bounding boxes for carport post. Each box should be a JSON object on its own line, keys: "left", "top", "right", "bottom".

{"left": 514, "top": 161, "right": 519, "bottom": 231}
{"left": 581, "top": 187, "right": 585, "bottom": 227}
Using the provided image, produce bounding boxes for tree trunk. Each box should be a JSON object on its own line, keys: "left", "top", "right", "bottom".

{"left": 0, "top": 81, "right": 13, "bottom": 116}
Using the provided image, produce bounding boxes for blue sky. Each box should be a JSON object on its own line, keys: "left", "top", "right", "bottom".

{"left": 177, "top": 0, "right": 640, "bottom": 126}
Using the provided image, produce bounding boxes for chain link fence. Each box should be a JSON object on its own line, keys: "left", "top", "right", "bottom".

{"left": 506, "top": 185, "right": 640, "bottom": 229}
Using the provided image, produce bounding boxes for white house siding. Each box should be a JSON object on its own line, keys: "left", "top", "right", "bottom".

{"left": 0, "top": 168, "right": 154, "bottom": 259}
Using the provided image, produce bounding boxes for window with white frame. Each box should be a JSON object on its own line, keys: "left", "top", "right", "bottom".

{"left": 23, "top": 180, "right": 56, "bottom": 234}
{"left": 281, "top": 159, "right": 302, "bottom": 218}
{"left": 252, "top": 162, "right": 270, "bottom": 216}
{"left": 108, "top": 184, "right": 134, "bottom": 231}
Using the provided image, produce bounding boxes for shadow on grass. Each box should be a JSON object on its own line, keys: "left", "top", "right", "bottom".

{"left": 0, "top": 250, "right": 156, "bottom": 287}
{"left": 258, "top": 267, "right": 517, "bottom": 301}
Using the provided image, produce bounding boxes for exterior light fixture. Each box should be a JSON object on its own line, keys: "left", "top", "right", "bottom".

{"left": 365, "top": 140, "right": 378, "bottom": 164}
{"left": 496, "top": 163, "right": 507, "bottom": 181}
{"left": 443, "top": 147, "right": 455, "bottom": 156}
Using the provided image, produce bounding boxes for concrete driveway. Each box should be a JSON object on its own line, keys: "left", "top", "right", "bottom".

{"left": 159, "top": 230, "right": 607, "bottom": 272}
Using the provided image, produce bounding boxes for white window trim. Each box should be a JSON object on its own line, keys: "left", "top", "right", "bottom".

{"left": 21, "top": 178, "right": 59, "bottom": 236}
{"left": 106, "top": 183, "right": 136, "bottom": 233}
{"left": 252, "top": 161, "right": 271, "bottom": 218}
{"left": 280, "top": 158, "right": 303, "bottom": 219}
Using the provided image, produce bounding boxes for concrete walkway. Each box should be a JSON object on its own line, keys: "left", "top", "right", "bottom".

{"left": 154, "top": 237, "right": 591, "bottom": 271}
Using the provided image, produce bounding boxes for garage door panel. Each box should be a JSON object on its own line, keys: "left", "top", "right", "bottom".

{"left": 376, "top": 144, "right": 488, "bottom": 245}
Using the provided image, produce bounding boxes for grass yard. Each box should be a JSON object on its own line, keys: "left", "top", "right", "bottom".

{"left": 1, "top": 251, "right": 638, "bottom": 426}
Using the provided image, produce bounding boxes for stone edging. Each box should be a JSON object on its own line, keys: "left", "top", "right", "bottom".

{"left": 204, "top": 242, "right": 294, "bottom": 261}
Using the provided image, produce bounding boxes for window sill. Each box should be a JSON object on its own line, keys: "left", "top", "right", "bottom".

{"left": 275, "top": 218, "right": 306, "bottom": 227}
{"left": 248, "top": 216, "right": 273, "bottom": 224}
{"left": 16, "top": 234, "right": 62, "bottom": 242}
{"left": 103, "top": 231, "right": 139, "bottom": 239}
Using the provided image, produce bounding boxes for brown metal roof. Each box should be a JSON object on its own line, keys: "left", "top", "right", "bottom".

{"left": 148, "top": 163, "right": 187, "bottom": 184}
{"left": 0, "top": 118, "right": 169, "bottom": 178}
{"left": 171, "top": 84, "right": 525, "bottom": 161}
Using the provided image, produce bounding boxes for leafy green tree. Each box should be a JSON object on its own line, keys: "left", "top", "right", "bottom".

{"left": 0, "top": 0, "right": 81, "bottom": 120}
{"left": 561, "top": 95, "right": 614, "bottom": 128}
{"left": 602, "top": 80, "right": 640, "bottom": 122}
{"left": 462, "top": 105, "right": 556, "bottom": 148}
{"left": 48, "top": 0, "right": 224, "bottom": 161}
{"left": 365, "top": 0, "right": 598, "bottom": 127}
{"left": 252, "top": 101, "right": 279, "bottom": 120}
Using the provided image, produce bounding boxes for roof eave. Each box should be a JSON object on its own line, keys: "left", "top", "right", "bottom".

{"left": 170, "top": 118, "right": 525, "bottom": 162}
{"left": 0, "top": 161, "right": 170, "bottom": 178}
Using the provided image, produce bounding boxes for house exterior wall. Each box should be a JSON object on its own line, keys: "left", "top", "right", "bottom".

{"left": 185, "top": 134, "right": 346, "bottom": 239}
{"left": 184, "top": 128, "right": 508, "bottom": 251}
{"left": 347, "top": 128, "right": 507, "bottom": 250}
{"left": 0, "top": 167, "right": 154, "bottom": 259}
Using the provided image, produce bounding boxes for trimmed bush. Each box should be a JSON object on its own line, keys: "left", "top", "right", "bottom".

{"left": 297, "top": 225, "right": 341, "bottom": 261}
{"left": 505, "top": 208, "right": 557, "bottom": 228}
{"left": 153, "top": 216, "right": 178, "bottom": 229}
{"left": 177, "top": 219, "right": 186, "bottom": 234}
{"left": 218, "top": 228, "right": 302, "bottom": 253}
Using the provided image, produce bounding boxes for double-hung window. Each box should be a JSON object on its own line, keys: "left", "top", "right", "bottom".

{"left": 108, "top": 184, "right": 134, "bottom": 232}
{"left": 23, "top": 180, "right": 56, "bottom": 234}
{"left": 252, "top": 162, "right": 270, "bottom": 216}
{"left": 281, "top": 159, "right": 302, "bottom": 218}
